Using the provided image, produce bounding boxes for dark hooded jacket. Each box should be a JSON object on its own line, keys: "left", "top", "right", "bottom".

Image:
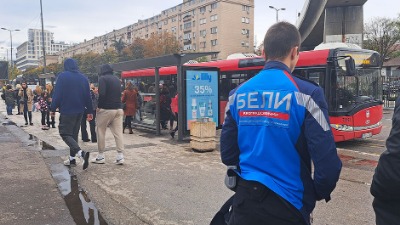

{"left": 97, "top": 64, "right": 122, "bottom": 109}
{"left": 371, "top": 97, "right": 400, "bottom": 200}
{"left": 50, "top": 58, "right": 93, "bottom": 115}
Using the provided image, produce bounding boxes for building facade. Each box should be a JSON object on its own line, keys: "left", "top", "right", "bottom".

{"left": 61, "top": 0, "right": 254, "bottom": 61}
{"left": 16, "top": 29, "right": 70, "bottom": 70}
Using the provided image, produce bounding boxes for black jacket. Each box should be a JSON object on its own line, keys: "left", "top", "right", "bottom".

{"left": 98, "top": 74, "right": 122, "bottom": 109}
{"left": 371, "top": 98, "right": 400, "bottom": 200}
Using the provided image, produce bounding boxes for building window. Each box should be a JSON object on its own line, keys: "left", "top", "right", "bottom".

{"left": 211, "top": 53, "right": 218, "bottom": 59}
{"left": 242, "top": 5, "right": 250, "bottom": 12}
{"left": 241, "top": 29, "right": 250, "bottom": 35}
{"left": 210, "top": 14, "right": 218, "bottom": 21}
{"left": 210, "top": 27, "right": 218, "bottom": 34}
{"left": 211, "top": 39, "right": 218, "bottom": 46}
{"left": 200, "top": 6, "right": 206, "bottom": 13}
{"left": 171, "top": 27, "right": 177, "bottom": 33}
{"left": 184, "top": 44, "right": 192, "bottom": 50}
{"left": 200, "top": 41, "right": 206, "bottom": 48}
{"left": 200, "top": 18, "right": 207, "bottom": 25}
{"left": 172, "top": 17, "right": 177, "bottom": 22}
{"left": 184, "top": 33, "right": 191, "bottom": 40}
{"left": 211, "top": 3, "right": 218, "bottom": 10}
{"left": 200, "top": 29, "right": 207, "bottom": 37}
{"left": 184, "top": 22, "right": 192, "bottom": 29}
{"left": 242, "top": 17, "right": 250, "bottom": 24}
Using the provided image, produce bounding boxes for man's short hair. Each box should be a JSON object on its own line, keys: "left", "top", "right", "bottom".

{"left": 263, "top": 22, "right": 301, "bottom": 61}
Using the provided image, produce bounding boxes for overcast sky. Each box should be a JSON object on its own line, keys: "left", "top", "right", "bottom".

{"left": 1, "top": 0, "right": 399, "bottom": 60}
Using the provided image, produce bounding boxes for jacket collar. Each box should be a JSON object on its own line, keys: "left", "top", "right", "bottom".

{"left": 263, "top": 61, "right": 292, "bottom": 74}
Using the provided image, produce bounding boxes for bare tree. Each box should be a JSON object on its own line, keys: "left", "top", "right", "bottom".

{"left": 364, "top": 17, "right": 400, "bottom": 64}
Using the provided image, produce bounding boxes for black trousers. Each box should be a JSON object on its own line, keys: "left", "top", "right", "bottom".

{"left": 59, "top": 114, "right": 83, "bottom": 157}
{"left": 81, "top": 112, "right": 96, "bottom": 141}
{"left": 373, "top": 198, "right": 400, "bottom": 225}
{"left": 228, "top": 179, "right": 307, "bottom": 225}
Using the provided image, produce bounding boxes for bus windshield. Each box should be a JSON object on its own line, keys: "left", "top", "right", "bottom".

{"left": 332, "top": 50, "right": 381, "bottom": 111}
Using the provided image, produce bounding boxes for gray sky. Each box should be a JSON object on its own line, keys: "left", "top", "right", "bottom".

{"left": 0, "top": 0, "right": 399, "bottom": 61}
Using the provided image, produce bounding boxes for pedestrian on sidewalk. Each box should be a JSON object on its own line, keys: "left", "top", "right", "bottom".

{"left": 134, "top": 86, "right": 143, "bottom": 121}
{"left": 160, "top": 84, "right": 172, "bottom": 130}
{"left": 38, "top": 91, "right": 50, "bottom": 130}
{"left": 371, "top": 97, "right": 400, "bottom": 225}
{"left": 219, "top": 22, "right": 342, "bottom": 225}
{"left": 122, "top": 81, "right": 138, "bottom": 134}
{"left": 81, "top": 83, "right": 98, "bottom": 143}
{"left": 170, "top": 93, "right": 178, "bottom": 138}
{"left": 50, "top": 58, "right": 93, "bottom": 170}
{"left": 18, "top": 82, "right": 34, "bottom": 126}
{"left": 92, "top": 64, "right": 124, "bottom": 165}
{"left": 45, "top": 83, "right": 56, "bottom": 128}
{"left": 14, "top": 84, "right": 22, "bottom": 115}
{"left": 32, "top": 85, "right": 42, "bottom": 112}
{"left": 4, "top": 84, "right": 15, "bottom": 115}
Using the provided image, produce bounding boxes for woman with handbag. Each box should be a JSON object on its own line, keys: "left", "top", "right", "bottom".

{"left": 18, "top": 82, "right": 34, "bottom": 125}
{"left": 121, "top": 81, "right": 138, "bottom": 134}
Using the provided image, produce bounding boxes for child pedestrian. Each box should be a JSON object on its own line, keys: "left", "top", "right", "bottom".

{"left": 39, "top": 92, "right": 49, "bottom": 130}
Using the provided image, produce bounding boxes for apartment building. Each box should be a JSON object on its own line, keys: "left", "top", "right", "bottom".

{"left": 61, "top": 0, "right": 254, "bottom": 61}
{"left": 15, "top": 29, "right": 70, "bottom": 70}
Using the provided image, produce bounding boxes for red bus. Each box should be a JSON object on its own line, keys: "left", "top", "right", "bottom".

{"left": 122, "top": 48, "right": 383, "bottom": 142}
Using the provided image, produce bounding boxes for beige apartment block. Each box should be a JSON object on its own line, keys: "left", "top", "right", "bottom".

{"left": 60, "top": 0, "right": 254, "bottom": 62}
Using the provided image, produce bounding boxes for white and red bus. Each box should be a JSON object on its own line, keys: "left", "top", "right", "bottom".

{"left": 122, "top": 47, "right": 383, "bottom": 142}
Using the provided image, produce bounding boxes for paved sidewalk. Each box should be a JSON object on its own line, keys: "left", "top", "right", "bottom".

{"left": 0, "top": 117, "right": 74, "bottom": 225}
{"left": 1, "top": 102, "right": 378, "bottom": 225}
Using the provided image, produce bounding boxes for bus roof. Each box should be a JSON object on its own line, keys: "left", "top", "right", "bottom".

{"left": 121, "top": 49, "right": 331, "bottom": 79}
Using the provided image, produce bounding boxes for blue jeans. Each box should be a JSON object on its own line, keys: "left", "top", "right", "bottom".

{"left": 6, "top": 104, "right": 13, "bottom": 115}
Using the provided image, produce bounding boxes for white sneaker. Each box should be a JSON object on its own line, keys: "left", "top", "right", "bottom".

{"left": 91, "top": 156, "right": 105, "bottom": 164}
{"left": 64, "top": 158, "right": 76, "bottom": 167}
{"left": 115, "top": 157, "right": 124, "bottom": 165}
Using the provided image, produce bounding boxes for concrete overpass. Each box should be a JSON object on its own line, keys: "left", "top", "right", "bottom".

{"left": 296, "top": 0, "right": 368, "bottom": 50}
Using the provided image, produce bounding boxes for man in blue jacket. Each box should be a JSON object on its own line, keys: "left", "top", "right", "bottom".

{"left": 51, "top": 58, "right": 93, "bottom": 170}
{"left": 220, "top": 22, "right": 342, "bottom": 225}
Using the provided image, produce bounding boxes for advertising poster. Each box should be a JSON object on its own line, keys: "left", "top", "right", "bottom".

{"left": 185, "top": 70, "right": 219, "bottom": 130}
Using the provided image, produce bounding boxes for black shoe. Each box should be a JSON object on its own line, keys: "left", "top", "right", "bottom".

{"left": 170, "top": 131, "right": 175, "bottom": 138}
{"left": 25, "top": 122, "right": 28, "bottom": 125}
{"left": 82, "top": 151, "right": 90, "bottom": 170}
{"left": 91, "top": 139, "right": 97, "bottom": 143}
{"left": 52, "top": 124, "right": 56, "bottom": 128}
{"left": 30, "top": 123, "right": 33, "bottom": 126}
{"left": 82, "top": 139, "right": 91, "bottom": 142}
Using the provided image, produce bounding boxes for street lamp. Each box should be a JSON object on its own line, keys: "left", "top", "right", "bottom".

{"left": 269, "top": 5, "right": 286, "bottom": 23}
{"left": 1, "top": 27, "right": 20, "bottom": 80}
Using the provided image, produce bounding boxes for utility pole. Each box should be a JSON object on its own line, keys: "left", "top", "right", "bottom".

{"left": 40, "top": 0, "right": 47, "bottom": 86}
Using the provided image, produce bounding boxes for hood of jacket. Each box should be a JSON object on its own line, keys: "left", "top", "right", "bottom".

{"left": 64, "top": 58, "right": 80, "bottom": 73}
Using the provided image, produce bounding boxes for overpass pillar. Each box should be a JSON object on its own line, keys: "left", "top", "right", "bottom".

{"left": 324, "top": 6, "right": 364, "bottom": 47}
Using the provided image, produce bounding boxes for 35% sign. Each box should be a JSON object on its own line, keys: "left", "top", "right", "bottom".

{"left": 194, "top": 85, "right": 213, "bottom": 94}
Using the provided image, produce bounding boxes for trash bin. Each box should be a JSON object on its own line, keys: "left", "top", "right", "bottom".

{"left": 190, "top": 118, "right": 216, "bottom": 152}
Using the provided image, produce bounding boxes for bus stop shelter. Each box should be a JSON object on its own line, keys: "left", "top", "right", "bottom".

{"left": 110, "top": 52, "right": 218, "bottom": 141}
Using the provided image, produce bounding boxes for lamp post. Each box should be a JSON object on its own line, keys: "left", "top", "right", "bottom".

{"left": 1, "top": 28, "right": 20, "bottom": 80}
{"left": 269, "top": 5, "right": 286, "bottom": 23}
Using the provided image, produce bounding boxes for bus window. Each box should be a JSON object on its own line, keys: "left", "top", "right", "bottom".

{"left": 306, "top": 69, "right": 325, "bottom": 89}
